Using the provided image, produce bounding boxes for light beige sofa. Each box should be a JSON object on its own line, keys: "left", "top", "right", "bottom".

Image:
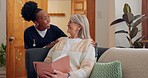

{"left": 98, "top": 48, "right": 148, "bottom": 78}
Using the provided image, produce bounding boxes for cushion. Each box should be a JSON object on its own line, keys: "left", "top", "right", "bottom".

{"left": 90, "top": 60, "right": 122, "bottom": 78}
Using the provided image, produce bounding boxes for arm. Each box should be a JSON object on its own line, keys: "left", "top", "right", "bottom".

{"left": 24, "top": 30, "right": 32, "bottom": 49}
{"left": 43, "top": 41, "right": 69, "bottom": 78}
{"left": 44, "top": 41, "right": 60, "bottom": 63}
{"left": 44, "top": 37, "right": 66, "bottom": 48}
{"left": 44, "top": 48, "right": 54, "bottom": 63}
{"left": 52, "top": 25, "right": 67, "bottom": 37}
{"left": 70, "top": 45, "right": 95, "bottom": 78}
{"left": 44, "top": 39, "right": 59, "bottom": 48}
{"left": 44, "top": 56, "right": 52, "bottom": 63}
{"left": 47, "top": 45, "right": 95, "bottom": 78}
{"left": 44, "top": 37, "right": 66, "bottom": 61}
{"left": 44, "top": 25, "right": 67, "bottom": 48}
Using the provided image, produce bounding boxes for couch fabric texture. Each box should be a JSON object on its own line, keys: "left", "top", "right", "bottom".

{"left": 25, "top": 48, "right": 50, "bottom": 78}
{"left": 25, "top": 47, "right": 108, "bottom": 78}
{"left": 26, "top": 47, "right": 148, "bottom": 78}
{"left": 98, "top": 48, "right": 148, "bottom": 78}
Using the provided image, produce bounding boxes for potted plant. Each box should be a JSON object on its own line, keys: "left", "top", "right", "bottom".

{"left": 0, "top": 43, "right": 6, "bottom": 67}
{"left": 110, "top": 3, "right": 147, "bottom": 48}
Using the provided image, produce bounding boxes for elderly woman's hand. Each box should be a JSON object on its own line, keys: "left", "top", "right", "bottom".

{"left": 42, "top": 70, "right": 68, "bottom": 78}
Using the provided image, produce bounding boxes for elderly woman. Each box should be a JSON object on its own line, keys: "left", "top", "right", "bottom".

{"left": 44, "top": 14, "right": 95, "bottom": 78}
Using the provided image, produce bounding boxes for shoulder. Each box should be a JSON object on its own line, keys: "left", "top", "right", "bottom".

{"left": 24, "top": 25, "right": 35, "bottom": 32}
{"left": 81, "top": 39, "right": 92, "bottom": 44}
{"left": 80, "top": 39, "right": 94, "bottom": 47}
{"left": 50, "top": 24, "right": 59, "bottom": 29}
{"left": 58, "top": 37, "right": 68, "bottom": 41}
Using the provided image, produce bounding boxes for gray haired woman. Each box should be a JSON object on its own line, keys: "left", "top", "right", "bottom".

{"left": 44, "top": 14, "right": 95, "bottom": 78}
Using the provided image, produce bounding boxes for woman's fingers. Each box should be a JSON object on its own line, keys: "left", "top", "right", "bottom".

{"left": 43, "top": 71, "right": 55, "bottom": 78}
{"left": 54, "top": 70, "right": 68, "bottom": 78}
{"left": 43, "top": 70, "right": 67, "bottom": 78}
{"left": 54, "top": 69, "right": 61, "bottom": 74}
{"left": 42, "top": 74, "right": 51, "bottom": 78}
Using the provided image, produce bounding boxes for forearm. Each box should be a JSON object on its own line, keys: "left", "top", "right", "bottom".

{"left": 70, "top": 59, "right": 95, "bottom": 78}
{"left": 44, "top": 57, "right": 52, "bottom": 63}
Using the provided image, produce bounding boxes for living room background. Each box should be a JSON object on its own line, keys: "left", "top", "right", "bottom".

{"left": 0, "top": 0, "right": 142, "bottom": 48}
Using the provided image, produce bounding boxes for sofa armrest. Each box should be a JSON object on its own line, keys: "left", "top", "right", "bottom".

{"left": 98, "top": 48, "right": 148, "bottom": 78}
{"left": 25, "top": 48, "right": 50, "bottom": 78}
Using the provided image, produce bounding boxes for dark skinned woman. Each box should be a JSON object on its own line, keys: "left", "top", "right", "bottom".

{"left": 21, "top": 1, "right": 67, "bottom": 49}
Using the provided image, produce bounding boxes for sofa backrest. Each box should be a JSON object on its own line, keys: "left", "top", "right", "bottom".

{"left": 25, "top": 47, "right": 108, "bottom": 78}
{"left": 25, "top": 48, "right": 50, "bottom": 78}
{"left": 98, "top": 48, "right": 148, "bottom": 78}
{"left": 96, "top": 47, "right": 108, "bottom": 61}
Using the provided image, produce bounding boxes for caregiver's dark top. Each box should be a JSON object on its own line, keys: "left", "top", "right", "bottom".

{"left": 24, "top": 24, "right": 67, "bottom": 49}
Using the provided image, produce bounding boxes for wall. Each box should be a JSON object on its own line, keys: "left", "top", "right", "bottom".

{"left": 0, "top": 0, "right": 6, "bottom": 44}
{"left": 96, "top": 0, "right": 115, "bottom": 48}
{"left": 96, "top": 0, "right": 109, "bottom": 47}
{"left": 96, "top": 0, "right": 142, "bottom": 48}
{"left": 0, "top": 0, "right": 141, "bottom": 47}
{"left": 108, "top": 0, "right": 115, "bottom": 47}
{"left": 115, "top": 0, "right": 142, "bottom": 47}
{"left": 48, "top": 0, "right": 71, "bottom": 35}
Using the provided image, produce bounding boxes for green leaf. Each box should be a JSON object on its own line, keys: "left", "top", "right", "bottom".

{"left": 131, "top": 15, "right": 147, "bottom": 28}
{"left": 110, "top": 19, "right": 124, "bottom": 26}
{"left": 126, "top": 36, "right": 130, "bottom": 42}
{"left": 138, "top": 30, "right": 141, "bottom": 32}
{"left": 122, "top": 13, "right": 134, "bottom": 24}
{"left": 115, "top": 30, "right": 128, "bottom": 34}
{"left": 0, "top": 43, "right": 6, "bottom": 66}
{"left": 130, "top": 27, "right": 138, "bottom": 39}
{"left": 134, "top": 36, "right": 143, "bottom": 43}
{"left": 133, "top": 15, "right": 141, "bottom": 20}
{"left": 123, "top": 3, "right": 132, "bottom": 14}
{"left": 133, "top": 37, "right": 143, "bottom": 48}
{"left": 0, "top": 43, "right": 6, "bottom": 52}
{"left": 133, "top": 42, "right": 143, "bottom": 48}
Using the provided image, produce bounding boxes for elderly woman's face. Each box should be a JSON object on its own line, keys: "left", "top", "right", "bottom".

{"left": 67, "top": 20, "right": 81, "bottom": 36}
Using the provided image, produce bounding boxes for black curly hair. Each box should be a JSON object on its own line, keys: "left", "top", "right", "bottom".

{"left": 21, "top": 1, "right": 42, "bottom": 21}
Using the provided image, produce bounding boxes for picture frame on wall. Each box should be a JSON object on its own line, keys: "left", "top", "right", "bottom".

{"left": 74, "top": 2, "right": 84, "bottom": 11}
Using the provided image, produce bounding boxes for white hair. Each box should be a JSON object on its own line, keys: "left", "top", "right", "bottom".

{"left": 70, "top": 14, "right": 91, "bottom": 39}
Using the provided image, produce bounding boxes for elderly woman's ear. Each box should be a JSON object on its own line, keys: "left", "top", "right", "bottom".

{"left": 78, "top": 26, "right": 81, "bottom": 31}
{"left": 78, "top": 24, "right": 82, "bottom": 29}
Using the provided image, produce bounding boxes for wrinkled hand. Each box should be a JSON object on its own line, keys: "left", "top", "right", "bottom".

{"left": 45, "top": 39, "right": 59, "bottom": 48}
{"left": 42, "top": 70, "right": 68, "bottom": 78}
